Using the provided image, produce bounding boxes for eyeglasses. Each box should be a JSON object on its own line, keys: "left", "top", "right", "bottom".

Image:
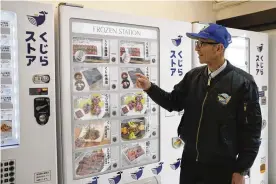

{"left": 195, "top": 40, "right": 219, "bottom": 48}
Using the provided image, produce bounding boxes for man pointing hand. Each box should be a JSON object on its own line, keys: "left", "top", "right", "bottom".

{"left": 135, "top": 23, "right": 262, "bottom": 184}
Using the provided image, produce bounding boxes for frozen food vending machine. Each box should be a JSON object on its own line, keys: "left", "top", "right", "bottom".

{"left": 1, "top": 1, "right": 57, "bottom": 184}
{"left": 57, "top": 4, "right": 192, "bottom": 184}
{"left": 191, "top": 23, "right": 269, "bottom": 184}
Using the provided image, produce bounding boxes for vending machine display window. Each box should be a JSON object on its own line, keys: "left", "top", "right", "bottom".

{"left": 74, "top": 120, "right": 111, "bottom": 149}
{"left": 70, "top": 19, "right": 160, "bottom": 179}
{"left": 120, "top": 41, "right": 157, "bottom": 64}
{"left": 72, "top": 37, "right": 111, "bottom": 63}
{"left": 225, "top": 36, "right": 250, "bottom": 73}
{"left": 0, "top": 10, "right": 20, "bottom": 148}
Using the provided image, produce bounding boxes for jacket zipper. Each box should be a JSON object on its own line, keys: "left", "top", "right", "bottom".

{"left": 196, "top": 76, "right": 211, "bottom": 161}
{"left": 244, "top": 103, "right": 248, "bottom": 123}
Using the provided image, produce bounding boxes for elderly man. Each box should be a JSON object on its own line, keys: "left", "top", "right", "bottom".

{"left": 136, "top": 23, "right": 262, "bottom": 184}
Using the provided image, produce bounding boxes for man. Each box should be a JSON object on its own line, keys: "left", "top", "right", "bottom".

{"left": 136, "top": 23, "right": 262, "bottom": 184}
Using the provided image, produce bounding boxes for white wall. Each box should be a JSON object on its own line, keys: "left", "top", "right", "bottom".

{"left": 262, "top": 29, "right": 276, "bottom": 184}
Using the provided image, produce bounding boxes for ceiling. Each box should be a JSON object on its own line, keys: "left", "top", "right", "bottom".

{"left": 212, "top": 0, "right": 250, "bottom": 11}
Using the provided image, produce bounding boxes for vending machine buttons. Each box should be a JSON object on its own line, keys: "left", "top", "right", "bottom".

{"left": 9, "top": 177, "right": 14, "bottom": 182}
{"left": 9, "top": 173, "right": 14, "bottom": 177}
{"left": 34, "top": 97, "right": 50, "bottom": 125}
{"left": 32, "top": 74, "right": 50, "bottom": 84}
{"left": 0, "top": 160, "right": 15, "bottom": 184}
{"left": 113, "top": 163, "right": 117, "bottom": 168}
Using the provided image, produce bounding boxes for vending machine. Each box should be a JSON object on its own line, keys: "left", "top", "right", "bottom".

{"left": 191, "top": 23, "right": 269, "bottom": 184}
{"left": 1, "top": 2, "right": 57, "bottom": 184}
{"left": 56, "top": 3, "right": 191, "bottom": 184}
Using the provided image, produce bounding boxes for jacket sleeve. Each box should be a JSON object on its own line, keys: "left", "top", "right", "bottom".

{"left": 234, "top": 79, "right": 262, "bottom": 174}
{"left": 144, "top": 72, "right": 189, "bottom": 112}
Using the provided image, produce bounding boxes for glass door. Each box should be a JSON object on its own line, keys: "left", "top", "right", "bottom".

{"left": 225, "top": 36, "right": 250, "bottom": 73}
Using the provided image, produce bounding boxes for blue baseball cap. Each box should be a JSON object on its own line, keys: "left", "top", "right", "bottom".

{"left": 186, "top": 23, "right": 232, "bottom": 48}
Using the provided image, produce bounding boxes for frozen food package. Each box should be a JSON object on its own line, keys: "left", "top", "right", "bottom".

{"left": 120, "top": 67, "right": 150, "bottom": 90}
{"left": 74, "top": 120, "right": 111, "bottom": 148}
{"left": 0, "top": 59, "right": 12, "bottom": 69}
{"left": 1, "top": 70, "right": 12, "bottom": 87}
{"left": 73, "top": 94, "right": 110, "bottom": 120}
{"left": 73, "top": 67, "right": 110, "bottom": 92}
{"left": 1, "top": 95, "right": 12, "bottom": 103}
{"left": 120, "top": 40, "right": 157, "bottom": 64}
{"left": 121, "top": 117, "right": 150, "bottom": 141}
{"left": 1, "top": 69, "right": 12, "bottom": 78}
{"left": 121, "top": 92, "right": 149, "bottom": 116}
{"left": 72, "top": 37, "right": 110, "bottom": 63}
{"left": 74, "top": 148, "right": 112, "bottom": 177}
{"left": 1, "top": 85, "right": 12, "bottom": 96}
{"left": 121, "top": 140, "right": 159, "bottom": 167}
{"left": 1, "top": 46, "right": 12, "bottom": 67}
{"left": 1, "top": 20, "right": 11, "bottom": 45}
{"left": 1, "top": 120, "right": 12, "bottom": 140}
{"left": 120, "top": 41, "right": 146, "bottom": 64}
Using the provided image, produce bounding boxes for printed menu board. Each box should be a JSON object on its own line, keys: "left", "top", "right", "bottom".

{"left": 71, "top": 19, "right": 160, "bottom": 179}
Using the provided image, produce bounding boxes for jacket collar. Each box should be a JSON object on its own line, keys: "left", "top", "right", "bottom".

{"left": 208, "top": 60, "right": 227, "bottom": 78}
{"left": 204, "top": 60, "right": 234, "bottom": 78}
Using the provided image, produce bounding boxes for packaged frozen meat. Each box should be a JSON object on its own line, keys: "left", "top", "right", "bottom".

{"left": 120, "top": 67, "right": 149, "bottom": 89}
{"left": 72, "top": 37, "right": 110, "bottom": 63}
{"left": 74, "top": 120, "right": 111, "bottom": 148}
{"left": 121, "top": 92, "right": 148, "bottom": 116}
{"left": 74, "top": 94, "right": 110, "bottom": 120}
{"left": 1, "top": 120, "right": 12, "bottom": 139}
{"left": 120, "top": 40, "right": 154, "bottom": 64}
{"left": 121, "top": 140, "right": 159, "bottom": 167}
{"left": 73, "top": 67, "right": 110, "bottom": 92}
{"left": 121, "top": 117, "right": 149, "bottom": 141}
{"left": 123, "top": 144, "right": 145, "bottom": 163}
{"left": 75, "top": 148, "right": 112, "bottom": 177}
{"left": 120, "top": 41, "right": 144, "bottom": 61}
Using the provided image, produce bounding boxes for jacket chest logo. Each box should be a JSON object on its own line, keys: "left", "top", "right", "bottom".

{"left": 217, "top": 93, "right": 231, "bottom": 105}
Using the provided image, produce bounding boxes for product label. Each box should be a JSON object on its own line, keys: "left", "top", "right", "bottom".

{"left": 34, "top": 171, "right": 51, "bottom": 183}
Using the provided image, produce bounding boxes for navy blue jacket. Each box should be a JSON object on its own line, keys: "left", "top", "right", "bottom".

{"left": 145, "top": 61, "right": 262, "bottom": 174}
